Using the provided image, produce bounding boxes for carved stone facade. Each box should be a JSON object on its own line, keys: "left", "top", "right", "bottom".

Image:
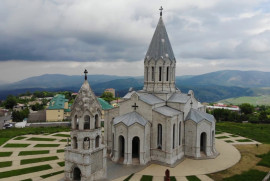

{"left": 104, "top": 15, "right": 218, "bottom": 166}
{"left": 64, "top": 80, "right": 106, "bottom": 181}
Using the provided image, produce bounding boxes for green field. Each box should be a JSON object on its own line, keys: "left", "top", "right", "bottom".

{"left": 220, "top": 95, "right": 270, "bottom": 106}
{"left": 216, "top": 122, "right": 270, "bottom": 144}
{"left": 20, "top": 156, "right": 58, "bottom": 165}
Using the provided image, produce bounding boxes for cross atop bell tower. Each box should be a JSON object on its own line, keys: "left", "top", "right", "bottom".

{"left": 159, "top": 6, "right": 163, "bottom": 17}
{"left": 84, "top": 69, "right": 88, "bottom": 80}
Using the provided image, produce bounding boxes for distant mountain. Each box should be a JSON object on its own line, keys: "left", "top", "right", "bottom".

{"left": 177, "top": 70, "right": 270, "bottom": 87}
{"left": 0, "top": 70, "right": 269, "bottom": 102}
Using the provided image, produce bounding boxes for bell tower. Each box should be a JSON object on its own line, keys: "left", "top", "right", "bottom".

{"left": 65, "top": 69, "right": 107, "bottom": 181}
{"left": 143, "top": 7, "right": 176, "bottom": 93}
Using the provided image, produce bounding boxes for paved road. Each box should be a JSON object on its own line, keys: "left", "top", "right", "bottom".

{"left": 0, "top": 115, "right": 11, "bottom": 129}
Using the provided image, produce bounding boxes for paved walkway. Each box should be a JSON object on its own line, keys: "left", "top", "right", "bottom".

{"left": 0, "top": 131, "right": 256, "bottom": 181}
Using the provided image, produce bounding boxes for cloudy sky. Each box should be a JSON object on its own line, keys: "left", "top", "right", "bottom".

{"left": 0, "top": 0, "right": 270, "bottom": 83}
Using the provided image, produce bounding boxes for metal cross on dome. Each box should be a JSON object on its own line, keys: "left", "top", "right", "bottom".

{"left": 132, "top": 103, "right": 139, "bottom": 111}
{"left": 84, "top": 69, "right": 88, "bottom": 80}
{"left": 159, "top": 6, "right": 163, "bottom": 17}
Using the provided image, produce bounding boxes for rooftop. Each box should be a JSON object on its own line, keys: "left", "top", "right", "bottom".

{"left": 98, "top": 98, "right": 114, "bottom": 110}
{"left": 47, "top": 94, "right": 68, "bottom": 110}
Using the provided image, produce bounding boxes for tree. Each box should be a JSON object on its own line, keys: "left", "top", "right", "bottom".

{"left": 12, "top": 108, "right": 29, "bottom": 122}
{"left": 4, "top": 95, "right": 17, "bottom": 109}
{"left": 100, "top": 92, "right": 115, "bottom": 103}
{"left": 31, "top": 103, "right": 44, "bottom": 111}
{"left": 259, "top": 111, "right": 268, "bottom": 122}
{"left": 239, "top": 103, "right": 254, "bottom": 115}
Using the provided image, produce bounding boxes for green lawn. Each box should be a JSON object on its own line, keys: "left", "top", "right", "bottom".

{"left": 0, "top": 138, "right": 10, "bottom": 146}
{"left": 140, "top": 175, "right": 153, "bottom": 181}
{"left": 14, "top": 136, "right": 27, "bottom": 140}
{"left": 21, "top": 179, "right": 32, "bottom": 181}
{"left": 186, "top": 175, "right": 201, "bottom": 181}
{"left": 57, "top": 149, "right": 65, "bottom": 153}
{"left": 256, "top": 151, "right": 270, "bottom": 167}
{"left": 34, "top": 144, "right": 60, "bottom": 147}
{"left": 3, "top": 143, "right": 30, "bottom": 148}
{"left": 216, "top": 122, "right": 270, "bottom": 144}
{"left": 225, "top": 140, "right": 234, "bottom": 143}
{"left": 0, "top": 164, "right": 52, "bottom": 179}
{"left": 53, "top": 134, "right": 70, "bottom": 137}
{"left": 0, "top": 152, "right": 12, "bottom": 157}
{"left": 216, "top": 136, "right": 230, "bottom": 139}
{"left": 57, "top": 161, "right": 65, "bottom": 167}
{"left": 20, "top": 156, "right": 58, "bottom": 165}
{"left": 223, "top": 169, "right": 267, "bottom": 181}
{"left": 27, "top": 137, "right": 56, "bottom": 141}
{"left": 230, "top": 134, "right": 239, "bottom": 137}
{"left": 236, "top": 139, "right": 253, "bottom": 142}
{"left": 0, "top": 161, "right": 12, "bottom": 168}
{"left": 19, "top": 150, "right": 50, "bottom": 156}
{"left": 124, "top": 173, "right": 134, "bottom": 181}
{"left": 40, "top": 170, "right": 64, "bottom": 178}
{"left": 215, "top": 131, "right": 223, "bottom": 134}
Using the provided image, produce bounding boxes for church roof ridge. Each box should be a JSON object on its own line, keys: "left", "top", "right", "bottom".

{"left": 113, "top": 111, "right": 148, "bottom": 127}
{"left": 145, "top": 16, "right": 175, "bottom": 61}
{"left": 185, "top": 108, "right": 215, "bottom": 123}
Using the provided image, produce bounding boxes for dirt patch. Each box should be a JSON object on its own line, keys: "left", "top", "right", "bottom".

{"left": 209, "top": 144, "right": 270, "bottom": 181}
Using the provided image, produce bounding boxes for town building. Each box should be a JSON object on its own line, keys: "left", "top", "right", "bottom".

{"left": 104, "top": 8, "right": 218, "bottom": 166}
{"left": 45, "top": 94, "right": 71, "bottom": 122}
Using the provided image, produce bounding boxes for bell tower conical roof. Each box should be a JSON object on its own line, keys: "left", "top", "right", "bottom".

{"left": 145, "top": 15, "right": 175, "bottom": 61}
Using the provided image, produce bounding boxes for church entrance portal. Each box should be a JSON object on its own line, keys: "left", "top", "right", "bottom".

{"left": 200, "top": 132, "right": 207, "bottom": 154}
{"left": 132, "top": 136, "right": 140, "bottom": 164}
{"left": 73, "top": 167, "right": 81, "bottom": 181}
{"left": 119, "top": 136, "right": 125, "bottom": 163}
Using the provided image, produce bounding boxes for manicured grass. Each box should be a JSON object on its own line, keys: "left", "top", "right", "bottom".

{"left": 0, "top": 138, "right": 10, "bottom": 146}
{"left": 236, "top": 139, "right": 253, "bottom": 142}
{"left": 57, "top": 149, "right": 65, "bottom": 153}
{"left": 57, "top": 161, "right": 65, "bottom": 167}
{"left": 53, "top": 133, "right": 70, "bottom": 137}
{"left": 3, "top": 143, "right": 30, "bottom": 148}
{"left": 34, "top": 144, "right": 60, "bottom": 147}
{"left": 40, "top": 170, "right": 64, "bottom": 178}
{"left": 186, "top": 175, "right": 201, "bottom": 181}
{"left": 27, "top": 137, "right": 56, "bottom": 141}
{"left": 140, "top": 175, "right": 153, "bottom": 181}
{"left": 0, "top": 161, "right": 12, "bottom": 168}
{"left": 14, "top": 136, "right": 27, "bottom": 140}
{"left": 223, "top": 169, "right": 267, "bottom": 181}
{"left": 19, "top": 150, "right": 49, "bottom": 156}
{"left": 216, "top": 122, "right": 270, "bottom": 144}
{"left": 216, "top": 136, "right": 230, "bottom": 139}
{"left": 170, "top": 176, "right": 177, "bottom": 181}
{"left": 59, "top": 139, "right": 67, "bottom": 142}
{"left": 0, "top": 164, "right": 52, "bottom": 179}
{"left": 20, "top": 156, "right": 58, "bottom": 165}
{"left": 215, "top": 131, "right": 223, "bottom": 134}
{"left": 124, "top": 173, "right": 134, "bottom": 181}
{"left": 256, "top": 151, "right": 270, "bottom": 167}
{"left": 0, "top": 152, "right": 12, "bottom": 157}
{"left": 230, "top": 134, "right": 239, "bottom": 137}
{"left": 225, "top": 140, "right": 234, "bottom": 143}
{"left": 21, "top": 179, "right": 32, "bottom": 181}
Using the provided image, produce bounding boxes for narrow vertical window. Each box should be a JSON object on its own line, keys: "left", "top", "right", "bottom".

{"left": 166, "top": 67, "right": 169, "bottom": 81}
{"left": 157, "top": 124, "right": 162, "bottom": 149}
{"left": 146, "top": 67, "right": 148, "bottom": 81}
{"left": 159, "top": 67, "right": 162, "bottom": 81}
{"left": 179, "top": 122, "right": 181, "bottom": 145}
{"left": 173, "top": 124, "right": 175, "bottom": 149}
{"left": 152, "top": 67, "right": 155, "bottom": 81}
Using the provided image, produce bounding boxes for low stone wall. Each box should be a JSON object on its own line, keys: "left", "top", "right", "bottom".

{"left": 28, "top": 122, "right": 71, "bottom": 128}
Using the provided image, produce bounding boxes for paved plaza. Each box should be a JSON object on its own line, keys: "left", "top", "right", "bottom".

{"left": 0, "top": 132, "right": 253, "bottom": 181}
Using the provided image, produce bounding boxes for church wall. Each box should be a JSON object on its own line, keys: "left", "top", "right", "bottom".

{"left": 184, "top": 120, "right": 197, "bottom": 157}
{"left": 112, "top": 123, "right": 128, "bottom": 163}
{"left": 104, "top": 107, "right": 119, "bottom": 153}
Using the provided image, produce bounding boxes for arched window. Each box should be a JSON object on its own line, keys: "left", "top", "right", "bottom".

{"left": 73, "top": 137, "right": 78, "bottom": 149}
{"left": 166, "top": 67, "right": 169, "bottom": 81}
{"left": 83, "top": 137, "right": 90, "bottom": 149}
{"left": 173, "top": 124, "right": 175, "bottom": 149}
{"left": 95, "top": 114, "right": 99, "bottom": 129}
{"left": 95, "top": 135, "right": 100, "bottom": 148}
{"left": 159, "top": 67, "right": 162, "bottom": 81}
{"left": 73, "top": 115, "right": 78, "bottom": 129}
{"left": 84, "top": 115, "right": 90, "bottom": 129}
{"left": 179, "top": 122, "right": 181, "bottom": 145}
{"left": 157, "top": 124, "right": 162, "bottom": 149}
{"left": 151, "top": 67, "right": 155, "bottom": 81}
{"left": 146, "top": 67, "right": 149, "bottom": 81}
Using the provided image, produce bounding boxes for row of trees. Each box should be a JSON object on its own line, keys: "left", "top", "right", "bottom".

{"left": 208, "top": 103, "right": 270, "bottom": 123}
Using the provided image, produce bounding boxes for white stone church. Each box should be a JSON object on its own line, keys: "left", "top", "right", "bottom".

{"left": 64, "top": 8, "right": 218, "bottom": 181}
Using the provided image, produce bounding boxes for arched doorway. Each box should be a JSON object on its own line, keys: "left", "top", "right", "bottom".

{"left": 132, "top": 136, "right": 140, "bottom": 164}
{"left": 118, "top": 136, "right": 125, "bottom": 163}
{"left": 200, "top": 132, "right": 207, "bottom": 154}
{"left": 84, "top": 115, "right": 90, "bottom": 130}
{"left": 73, "top": 167, "right": 81, "bottom": 181}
